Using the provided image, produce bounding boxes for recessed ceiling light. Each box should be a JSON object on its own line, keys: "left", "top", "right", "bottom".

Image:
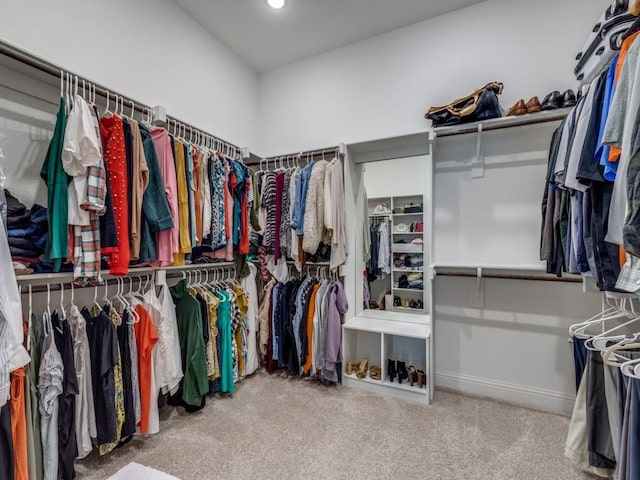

{"left": 267, "top": 0, "right": 285, "bottom": 9}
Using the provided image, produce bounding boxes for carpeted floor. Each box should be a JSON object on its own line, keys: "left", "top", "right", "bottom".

{"left": 77, "top": 371, "right": 594, "bottom": 480}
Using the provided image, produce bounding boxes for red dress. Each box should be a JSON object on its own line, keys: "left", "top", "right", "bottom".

{"left": 99, "top": 115, "right": 130, "bottom": 275}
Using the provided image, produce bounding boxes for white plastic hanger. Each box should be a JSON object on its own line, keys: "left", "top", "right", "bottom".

{"left": 571, "top": 296, "right": 631, "bottom": 340}
{"left": 58, "top": 282, "right": 67, "bottom": 321}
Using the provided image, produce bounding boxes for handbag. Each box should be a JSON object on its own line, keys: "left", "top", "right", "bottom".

{"left": 425, "top": 82, "right": 504, "bottom": 128}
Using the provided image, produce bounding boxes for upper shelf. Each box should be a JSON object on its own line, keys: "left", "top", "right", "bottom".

{"left": 432, "top": 108, "right": 572, "bottom": 138}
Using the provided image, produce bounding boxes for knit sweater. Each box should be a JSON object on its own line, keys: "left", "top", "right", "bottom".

{"left": 302, "top": 160, "right": 328, "bottom": 254}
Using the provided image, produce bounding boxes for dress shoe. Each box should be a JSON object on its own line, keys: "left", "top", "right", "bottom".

{"left": 525, "top": 96, "right": 541, "bottom": 114}
{"left": 560, "top": 89, "right": 576, "bottom": 108}
{"left": 506, "top": 99, "right": 527, "bottom": 116}
{"left": 541, "top": 91, "right": 561, "bottom": 111}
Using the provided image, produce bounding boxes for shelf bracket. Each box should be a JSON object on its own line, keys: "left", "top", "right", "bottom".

{"left": 472, "top": 267, "right": 485, "bottom": 308}
{"left": 471, "top": 124, "right": 485, "bottom": 179}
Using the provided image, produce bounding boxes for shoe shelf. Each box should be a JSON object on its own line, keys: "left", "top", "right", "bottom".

{"left": 393, "top": 287, "right": 424, "bottom": 293}
{"left": 343, "top": 314, "right": 432, "bottom": 404}
{"left": 392, "top": 268, "right": 424, "bottom": 272}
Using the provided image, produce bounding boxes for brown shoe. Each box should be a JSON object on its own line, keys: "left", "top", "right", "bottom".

{"left": 506, "top": 99, "right": 527, "bottom": 116}
{"left": 525, "top": 96, "right": 541, "bottom": 114}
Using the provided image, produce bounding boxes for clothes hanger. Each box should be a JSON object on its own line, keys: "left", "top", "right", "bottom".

{"left": 619, "top": 355, "right": 640, "bottom": 379}
{"left": 92, "top": 282, "right": 102, "bottom": 311}
{"left": 602, "top": 338, "right": 640, "bottom": 367}
{"left": 584, "top": 299, "right": 640, "bottom": 349}
{"left": 46, "top": 283, "right": 52, "bottom": 319}
{"left": 58, "top": 282, "right": 67, "bottom": 321}
{"left": 104, "top": 90, "right": 113, "bottom": 117}
{"left": 571, "top": 296, "right": 628, "bottom": 339}
{"left": 26, "top": 285, "right": 32, "bottom": 352}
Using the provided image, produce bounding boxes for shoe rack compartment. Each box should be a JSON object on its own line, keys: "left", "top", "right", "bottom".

{"left": 342, "top": 329, "right": 382, "bottom": 383}
{"left": 382, "top": 334, "right": 428, "bottom": 395}
{"left": 343, "top": 316, "right": 431, "bottom": 404}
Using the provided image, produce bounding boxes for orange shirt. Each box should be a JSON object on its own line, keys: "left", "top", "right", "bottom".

{"left": 11, "top": 367, "right": 27, "bottom": 480}
{"left": 303, "top": 285, "right": 320, "bottom": 375}
{"left": 134, "top": 305, "right": 159, "bottom": 434}
{"left": 609, "top": 31, "right": 640, "bottom": 163}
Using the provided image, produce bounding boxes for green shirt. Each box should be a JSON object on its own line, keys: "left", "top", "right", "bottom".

{"left": 170, "top": 280, "right": 209, "bottom": 406}
{"left": 40, "top": 98, "right": 70, "bottom": 271}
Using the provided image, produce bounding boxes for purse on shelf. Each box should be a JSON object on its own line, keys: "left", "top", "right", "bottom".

{"left": 425, "top": 82, "right": 504, "bottom": 128}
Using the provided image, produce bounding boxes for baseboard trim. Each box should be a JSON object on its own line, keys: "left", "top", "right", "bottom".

{"left": 435, "top": 371, "right": 575, "bottom": 414}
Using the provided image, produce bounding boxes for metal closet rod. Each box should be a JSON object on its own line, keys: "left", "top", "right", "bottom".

{"left": 435, "top": 271, "right": 582, "bottom": 283}
{"left": 250, "top": 145, "right": 342, "bottom": 167}
{"left": 19, "top": 273, "right": 153, "bottom": 295}
{"left": 165, "top": 115, "right": 242, "bottom": 158}
{"left": 0, "top": 39, "right": 244, "bottom": 156}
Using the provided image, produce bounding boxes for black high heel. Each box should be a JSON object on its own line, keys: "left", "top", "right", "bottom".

{"left": 387, "top": 359, "right": 397, "bottom": 382}
{"left": 397, "top": 361, "right": 409, "bottom": 384}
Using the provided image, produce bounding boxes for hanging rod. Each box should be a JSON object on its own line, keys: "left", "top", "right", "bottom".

{"left": 248, "top": 145, "right": 343, "bottom": 167}
{"left": 0, "top": 38, "right": 250, "bottom": 158}
{"left": 434, "top": 270, "right": 582, "bottom": 283}
{"left": 165, "top": 115, "right": 246, "bottom": 160}
{"left": 432, "top": 109, "right": 571, "bottom": 139}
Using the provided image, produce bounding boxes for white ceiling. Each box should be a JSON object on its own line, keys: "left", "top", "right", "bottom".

{"left": 172, "top": 0, "right": 487, "bottom": 72}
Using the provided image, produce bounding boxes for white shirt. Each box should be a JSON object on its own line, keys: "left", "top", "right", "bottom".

{"left": 0, "top": 220, "right": 30, "bottom": 383}
{"left": 62, "top": 95, "right": 102, "bottom": 226}
{"left": 241, "top": 264, "right": 260, "bottom": 376}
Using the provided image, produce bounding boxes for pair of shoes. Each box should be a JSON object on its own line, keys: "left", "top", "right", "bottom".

{"left": 409, "top": 299, "right": 424, "bottom": 310}
{"left": 506, "top": 97, "right": 540, "bottom": 116}
{"left": 393, "top": 296, "right": 401, "bottom": 307}
{"left": 369, "top": 366, "right": 381, "bottom": 380}
{"left": 356, "top": 358, "right": 369, "bottom": 379}
{"left": 388, "top": 359, "right": 409, "bottom": 384}
{"left": 541, "top": 89, "right": 576, "bottom": 111}
{"left": 407, "top": 366, "right": 427, "bottom": 388}
{"left": 346, "top": 362, "right": 358, "bottom": 375}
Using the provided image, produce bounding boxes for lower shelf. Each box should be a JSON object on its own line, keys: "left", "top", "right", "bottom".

{"left": 344, "top": 373, "right": 428, "bottom": 396}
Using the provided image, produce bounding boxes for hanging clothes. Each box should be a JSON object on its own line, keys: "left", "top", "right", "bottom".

{"left": 169, "top": 279, "right": 208, "bottom": 409}
{"left": 41, "top": 97, "right": 70, "bottom": 272}
{"left": 99, "top": 114, "right": 130, "bottom": 275}
{"left": 38, "top": 312, "right": 63, "bottom": 480}
{"left": 151, "top": 127, "right": 179, "bottom": 266}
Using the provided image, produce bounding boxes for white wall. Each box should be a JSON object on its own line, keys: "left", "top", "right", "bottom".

{"left": 257, "top": 0, "right": 608, "bottom": 156}
{"left": 363, "top": 156, "right": 427, "bottom": 199}
{"left": 0, "top": 0, "right": 258, "bottom": 149}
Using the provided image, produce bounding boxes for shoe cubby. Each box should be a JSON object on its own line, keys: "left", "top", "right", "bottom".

{"left": 342, "top": 328, "right": 382, "bottom": 384}
{"left": 382, "top": 334, "right": 428, "bottom": 394}
{"left": 343, "top": 315, "right": 431, "bottom": 404}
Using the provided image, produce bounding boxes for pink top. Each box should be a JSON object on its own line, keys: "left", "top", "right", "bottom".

{"left": 152, "top": 128, "right": 179, "bottom": 266}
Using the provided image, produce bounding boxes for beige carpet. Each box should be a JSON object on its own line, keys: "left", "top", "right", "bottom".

{"left": 77, "top": 371, "right": 594, "bottom": 480}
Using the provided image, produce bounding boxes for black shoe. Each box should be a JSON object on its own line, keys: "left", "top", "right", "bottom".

{"left": 560, "top": 89, "right": 576, "bottom": 108}
{"left": 397, "top": 361, "right": 408, "bottom": 384}
{"left": 387, "top": 359, "right": 397, "bottom": 382}
{"left": 393, "top": 296, "right": 401, "bottom": 307}
{"left": 541, "top": 91, "right": 561, "bottom": 111}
